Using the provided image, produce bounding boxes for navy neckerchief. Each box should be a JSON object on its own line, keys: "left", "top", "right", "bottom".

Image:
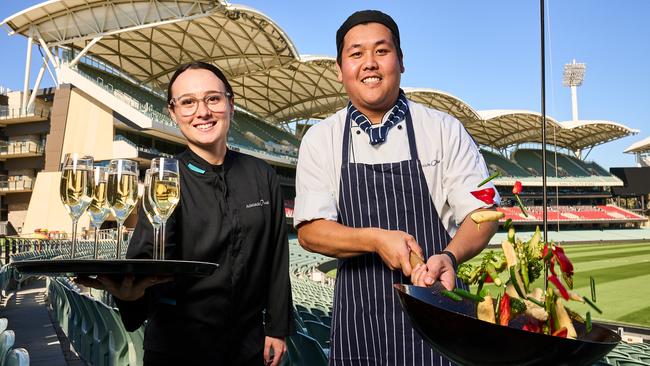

{"left": 348, "top": 89, "right": 409, "bottom": 145}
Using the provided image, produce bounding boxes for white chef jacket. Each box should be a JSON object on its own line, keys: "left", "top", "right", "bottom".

{"left": 294, "top": 100, "right": 500, "bottom": 236}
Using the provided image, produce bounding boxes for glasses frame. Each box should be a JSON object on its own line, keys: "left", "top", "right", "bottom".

{"left": 169, "top": 91, "right": 232, "bottom": 117}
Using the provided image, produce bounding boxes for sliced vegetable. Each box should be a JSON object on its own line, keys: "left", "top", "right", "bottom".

{"left": 507, "top": 227, "right": 515, "bottom": 243}
{"left": 554, "top": 299, "right": 577, "bottom": 339}
{"left": 523, "top": 299, "right": 548, "bottom": 321}
{"left": 552, "top": 289, "right": 583, "bottom": 302}
{"left": 510, "top": 297, "right": 527, "bottom": 316}
{"left": 470, "top": 187, "right": 497, "bottom": 205}
{"left": 441, "top": 290, "right": 462, "bottom": 302}
{"left": 523, "top": 320, "right": 541, "bottom": 333}
{"left": 485, "top": 262, "right": 502, "bottom": 287}
{"left": 453, "top": 288, "right": 485, "bottom": 303}
{"left": 509, "top": 266, "right": 526, "bottom": 298}
{"left": 501, "top": 240, "right": 518, "bottom": 268}
{"left": 527, "top": 226, "right": 541, "bottom": 255}
{"left": 517, "top": 244, "right": 530, "bottom": 292}
{"left": 552, "top": 327, "right": 568, "bottom": 338}
{"left": 470, "top": 210, "right": 504, "bottom": 226}
{"left": 476, "top": 271, "right": 488, "bottom": 294}
{"left": 583, "top": 297, "right": 603, "bottom": 314}
{"left": 478, "top": 295, "right": 496, "bottom": 324}
{"left": 526, "top": 296, "right": 545, "bottom": 308}
{"left": 562, "top": 272, "right": 574, "bottom": 290}
{"left": 552, "top": 245, "right": 574, "bottom": 276}
{"left": 499, "top": 293, "right": 511, "bottom": 326}
{"left": 586, "top": 311, "right": 592, "bottom": 334}
{"left": 548, "top": 275, "right": 570, "bottom": 301}
{"left": 478, "top": 172, "right": 501, "bottom": 187}
{"left": 514, "top": 194, "right": 528, "bottom": 217}
{"left": 590, "top": 276, "right": 596, "bottom": 302}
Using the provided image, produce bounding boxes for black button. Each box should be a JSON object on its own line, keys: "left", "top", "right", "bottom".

{"left": 356, "top": 130, "right": 361, "bottom": 135}
{"left": 397, "top": 125, "right": 403, "bottom": 130}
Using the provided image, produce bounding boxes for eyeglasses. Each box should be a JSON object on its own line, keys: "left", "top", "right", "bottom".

{"left": 169, "top": 91, "right": 232, "bottom": 117}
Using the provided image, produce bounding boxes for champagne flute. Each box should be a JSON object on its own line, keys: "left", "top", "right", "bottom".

{"left": 59, "top": 153, "right": 94, "bottom": 259}
{"left": 88, "top": 166, "right": 110, "bottom": 259}
{"left": 150, "top": 157, "right": 180, "bottom": 260}
{"left": 143, "top": 169, "right": 162, "bottom": 259}
{"left": 107, "top": 159, "right": 138, "bottom": 259}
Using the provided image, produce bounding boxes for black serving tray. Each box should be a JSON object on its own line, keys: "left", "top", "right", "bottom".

{"left": 12, "top": 259, "right": 219, "bottom": 277}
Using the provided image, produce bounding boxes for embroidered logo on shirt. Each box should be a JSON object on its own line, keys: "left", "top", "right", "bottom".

{"left": 245, "top": 199, "right": 270, "bottom": 208}
{"left": 187, "top": 163, "right": 206, "bottom": 174}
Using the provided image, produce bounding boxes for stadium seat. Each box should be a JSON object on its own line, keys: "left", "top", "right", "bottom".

{"left": 310, "top": 308, "right": 327, "bottom": 318}
{"left": 302, "top": 320, "right": 331, "bottom": 350}
{"left": 614, "top": 360, "right": 650, "bottom": 366}
{"left": 3, "top": 348, "right": 29, "bottom": 366}
{"left": 299, "top": 311, "right": 321, "bottom": 323}
{"left": 319, "top": 315, "right": 332, "bottom": 327}
{"left": 126, "top": 324, "right": 145, "bottom": 366}
{"left": 0, "top": 330, "right": 15, "bottom": 366}
{"left": 79, "top": 295, "right": 109, "bottom": 366}
{"left": 286, "top": 332, "right": 327, "bottom": 366}
{"left": 94, "top": 302, "right": 131, "bottom": 366}
{"left": 295, "top": 304, "right": 309, "bottom": 313}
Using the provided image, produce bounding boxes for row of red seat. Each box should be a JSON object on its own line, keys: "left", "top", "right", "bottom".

{"left": 497, "top": 205, "right": 646, "bottom": 222}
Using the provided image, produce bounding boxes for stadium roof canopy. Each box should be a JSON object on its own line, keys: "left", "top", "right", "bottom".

{"left": 624, "top": 136, "right": 650, "bottom": 154}
{"left": 1, "top": 0, "right": 639, "bottom": 151}
{"left": 1, "top": 0, "right": 346, "bottom": 123}
{"left": 472, "top": 110, "right": 638, "bottom": 151}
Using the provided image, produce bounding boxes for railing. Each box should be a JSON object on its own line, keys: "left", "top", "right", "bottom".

{"left": 0, "top": 177, "right": 34, "bottom": 191}
{"left": 114, "top": 134, "right": 174, "bottom": 158}
{"left": 75, "top": 68, "right": 178, "bottom": 128}
{"left": 0, "top": 105, "right": 51, "bottom": 120}
{"left": 0, "top": 140, "right": 45, "bottom": 156}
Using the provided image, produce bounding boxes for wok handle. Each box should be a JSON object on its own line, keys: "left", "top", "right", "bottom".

{"left": 409, "top": 251, "right": 425, "bottom": 269}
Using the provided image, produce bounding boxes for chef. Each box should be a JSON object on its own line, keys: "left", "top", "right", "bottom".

{"left": 294, "top": 10, "right": 500, "bottom": 365}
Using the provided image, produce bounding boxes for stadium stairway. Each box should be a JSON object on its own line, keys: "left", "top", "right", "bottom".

{"left": 0, "top": 277, "right": 66, "bottom": 365}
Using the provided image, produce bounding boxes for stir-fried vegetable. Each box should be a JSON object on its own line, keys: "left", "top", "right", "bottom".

{"left": 456, "top": 180, "right": 603, "bottom": 338}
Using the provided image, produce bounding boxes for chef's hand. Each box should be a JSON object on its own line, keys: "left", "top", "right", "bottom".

{"left": 411, "top": 254, "right": 456, "bottom": 290}
{"left": 75, "top": 274, "right": 172, "bottom": 301}
{"left": 374, "top": 229, "right": 424, "bottom": 277}
{"left": 264, "top": 336, "right": 286, "bottom": 366}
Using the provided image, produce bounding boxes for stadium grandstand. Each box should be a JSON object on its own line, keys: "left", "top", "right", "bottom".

{"left": 0, "top": 0, "right": 649, "bottom": 365}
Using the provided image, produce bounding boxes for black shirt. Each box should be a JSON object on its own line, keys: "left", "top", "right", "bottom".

{"left": 116, "top": 148, "right": 294, "bottom": 362}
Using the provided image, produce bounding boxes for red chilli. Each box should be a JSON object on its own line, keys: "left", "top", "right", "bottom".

{"left": 512, "top": 181, "right": 523, "bottom": 195}
{"left": 470, "top": 187, "right": 496, "bottom": 205}
{"left": 548, "top": 275, "right": 570, "bottom": 300}
{"left": 552, "top": 246, "right": 574, "bottom": 276}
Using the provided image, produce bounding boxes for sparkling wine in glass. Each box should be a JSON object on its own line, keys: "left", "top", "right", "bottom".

{"left": 59, "top": 153, "right": 94, "bottom": 259}
{"left": 89, "top": 166, "right": 111, "bottom": 258}
{"left": 107, "top": 159, "right": 138, "bottom": 259}
{"left": 143, "top": 169, "right": 162, "bottom": 259}
{"left": 150, "top": 157, "right": 180, "bottom": 260}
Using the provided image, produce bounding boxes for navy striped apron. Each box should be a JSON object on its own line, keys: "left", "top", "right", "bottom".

{"left": 330, "top": 107, "right": 466, "bottom": 366}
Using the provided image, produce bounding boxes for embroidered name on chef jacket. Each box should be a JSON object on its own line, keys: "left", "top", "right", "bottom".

{"left": 245, "top": 199, "right": 270, "bottom": 209}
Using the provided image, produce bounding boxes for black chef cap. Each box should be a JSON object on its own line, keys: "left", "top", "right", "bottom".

{"left": 336, "top": 10, "right": 402, "bottom": 64}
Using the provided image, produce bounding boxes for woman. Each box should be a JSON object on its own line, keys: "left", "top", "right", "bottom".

{"left": 80, "top": 62, "right": 293, "bottom": 366}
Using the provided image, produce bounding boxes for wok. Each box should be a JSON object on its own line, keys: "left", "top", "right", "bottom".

{"left": 395, "top": 283, "right": 620, "bottom": 366}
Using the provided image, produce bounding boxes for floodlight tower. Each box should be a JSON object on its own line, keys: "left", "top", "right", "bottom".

{"left": 562, "top": 59, "right": 586, "bottom": 121}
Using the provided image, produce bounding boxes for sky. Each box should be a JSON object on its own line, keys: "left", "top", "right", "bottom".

{"left": 1, "top": 0, "right": 648, "bottom": 169}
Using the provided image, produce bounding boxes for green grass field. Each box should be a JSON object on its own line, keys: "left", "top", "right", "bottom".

{"left": 467, "top": 242, "right": 650, "bottom": 328}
